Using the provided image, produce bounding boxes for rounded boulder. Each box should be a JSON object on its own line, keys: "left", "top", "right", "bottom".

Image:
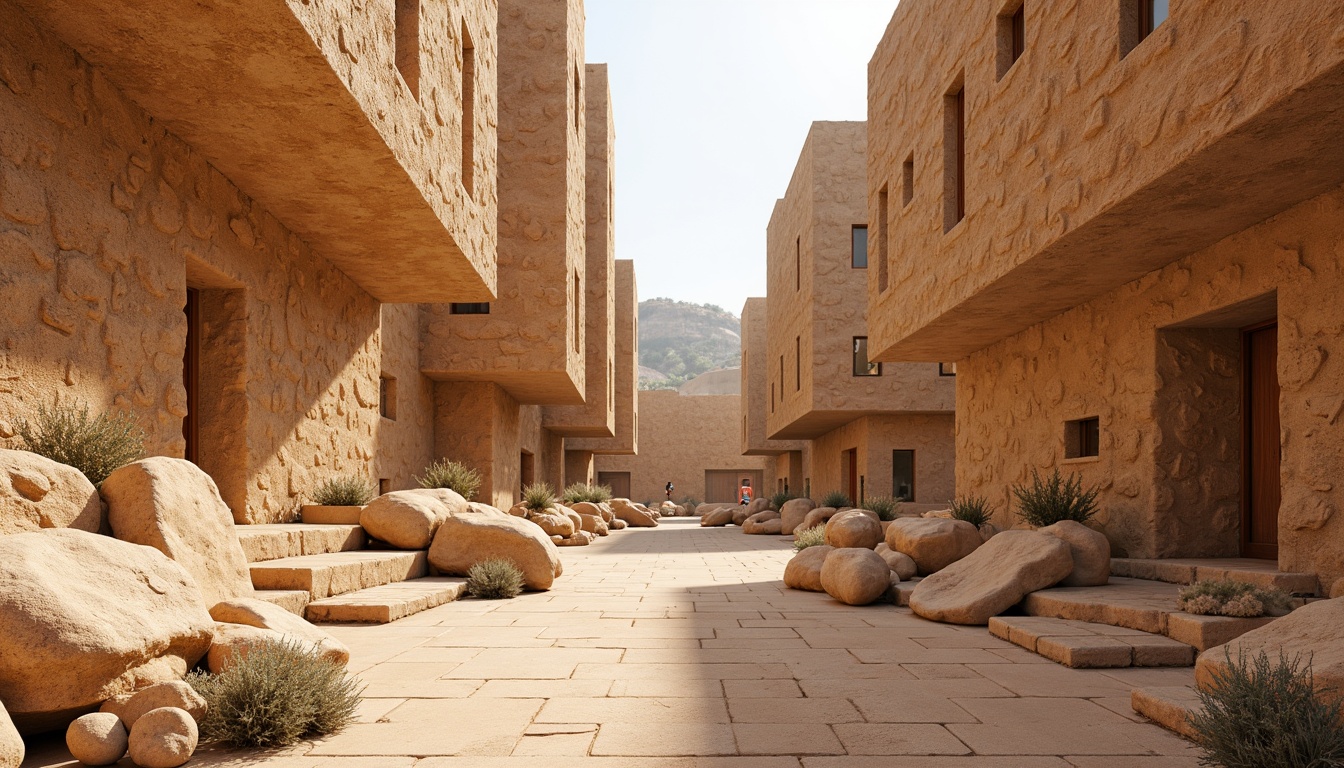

{"left": 66, "top": 712, "right": 126, "bottom": 766}
{"left": 429, "top": 505, "right": 563, "bottom": 590}
{"left": 825, "top": 510, "right": 883, "bottom": 549}
{"left": 779, "top": 497, "right": 817, "bottom": 535}
{"left": 1038, "top": 520, "right": 1110, "bottom": 586}
{"left": 101, "top": 681, "right": 206, "bottom": 731}
{"left": 209, "top": 597, "right": 350, "bottom": 666}
{"left": 360, "top": 488, "right": 465, "bottom": 550}
{"left": 909, "top": 530, "right": 1074, "bottom": 624}
{"left": 0, "top": 448, "right": 102, "bottom": 535}
{"left": 820, "top": 548, "right": 891, "bottom": 606}
{"left": 885, "top": 517, "right": 982, "bottom": 575}
{"left": 611, "top": 499, "right": 658, "bottom": 527}
{"left": 127, "top": 707, "right": 197, "bottom": 768}
{"left": 742, "top": 511, "right": 782, "bottom": 535}
{"left": 700, "top": 507, "right": 735, "bottom": 527}
{"left": 875, "top": 543, "right": 918, "bottom": 580}
{"left": 783, "top": 545, "right": 833, "bottom": 592}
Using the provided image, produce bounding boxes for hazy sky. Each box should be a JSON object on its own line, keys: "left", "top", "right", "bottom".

{"left": 585, "top": 0, "right": 899, "bottom": 318}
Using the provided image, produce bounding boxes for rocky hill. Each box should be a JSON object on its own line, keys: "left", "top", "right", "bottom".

{"left": 638, "top": 298, "right": 741, "bottom": 390}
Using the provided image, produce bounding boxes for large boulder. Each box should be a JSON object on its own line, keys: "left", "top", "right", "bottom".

{"left": 1039, "top": 520, "right": 1110, "bottom": 586}
{"left": 700, "top": 506, "right": 735, "bottom": 527}
{"left": 209, "top": 598, "right": 349, "bottom": 666}
{"left": 797, "top": 506, "right": 840, "bottom": 534}
{"left": 527, "top": 511, "right": 575, "bottom": 538}
{"left": 820, "top": 548, "right": 891, "bottom": 606}
{"left": 731, "top": 505, "right": 752, "bottom": 526}
{"left": 100, "top": 457, "right": 254, "bottom": 606}
{"left": 127, "top": 706, "right": 196, "bottom": 768}
{"left": 570, "top": 501, "right": 603, "bottom": 519}
{"left": 101, "top": 681, "right": 206, "bottom": 731}
{"left": 0, "top": 529, "right": 214, "bottom": 734}
{"left": 206, "top": 623, "right": 282, "bottom": 674}
{"left": 885, "top": 517, "right": 982, "bottom": 575}
{"left": 779, "top": 498, "right": 817, "bottom": 535}
{"left": 360, "top": 489, "right": 466, "bottom": 549}
{"left": 611, "top": 499, "right": 658, "bottom": 527}
{"left": 742, "top": 511, "right": 782, "bottom": 535}
{"left": 576, "top": 513, "right": 609, "bottom": 536}
{"left": 783, "top": 545, "right": 833, "bottom": 592}
{"left": 0, "top": 700, "right": 20, "bottom": 768}
{"left": 746, "top": 497, "right": 773, "bottom": 516}
{"left": 0, "top": 449, "right": 102, "bottom": 535}
{"left": 875, "top": 543, "right": 917, "bottom": 580}
{"left": 825, "top": 510, "right": 883, "bottom": 549}
{"left": 429, "top": 505, "right": 563, "bottom": 590}
{"left": 1195, "top": 598, "right": 1344, "bottom": 705}
{"left": 909, "top": 530, "right": 1074, "bottom": 624}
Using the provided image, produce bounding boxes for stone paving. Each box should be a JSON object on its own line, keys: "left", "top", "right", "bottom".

{"left": 26, "top": 518, "right": 1202, "bottom": 767}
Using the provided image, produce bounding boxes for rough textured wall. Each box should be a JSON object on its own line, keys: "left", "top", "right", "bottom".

{"left": 375, "top": 304, "right": 435, "bottom": 491}
{"left": 564, "top": 450, "right": 594, "bottom": 487}
{"left": 421, "top": 0, "right": 585, "bottom": 404}
{"left": 767, "top": 122, "right": 953, "bottom": 440}
{"left": 0, "top": 4, "right": 429, "bottom": 523}
{"left": 958, "top": 185, "right": 1344, "bottom": 581}
{"left": 594, "top": 391, "right": 770, "bottom": 504}
{"left": 543, "top": 63, "right": 615, "bottom": 436}
{"left": 809, "top": 415, "right": 955, "bottom": 505}
{"left": 568, "top": 260, "right": 638, "bottom": 455}
{"left": 867, "top": 0, "right": 1344, "bottom": 360}
{"left": 741, "top": 298, "right": 806, "bottom": 456}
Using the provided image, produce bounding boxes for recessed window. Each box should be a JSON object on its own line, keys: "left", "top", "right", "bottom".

{"left": 939, "top": 362, "right": 957, "bottom": 376}
{"left": 877, "top": 185, "right": 890, "bottom": 292}
{"left": 892, "top": 450, "right": 915, "bottom": 501}
{"left": 1066, "top": 417, "right": 1101, "bottom": 458}
{"left": 944, "top": 80, "right": 966, "bottom": 232}
{"left": 450, "top": 302, "right": 489, "bottom": 314}
{"left": 572, "top": 270, "right": 581, "bottom": 352}
{"left": 461, "top": 21, "right": 476, "bottom": 197}
{"left": 1121, "top": 0, "right": 1169, "bottom": 57}
{"left": 902, "top": 154, "right": 914, "bottom": 207}
{"left": 795, "top": 336, "right": 801, "bottom": 391}
{"left": 771, "top": 382, "right": 776, "bottom": 413}
{"left": 853, "top": 337, "right": 881, "bottom": 377}
{"left": 379, "top": 375, "right": 397, "bottom": 420}
{"left": 997, "top": 2, "right": 1026, "bottom": 80}
{"left": 779, "top": 355, "right": 784, "bottom": 399}
{"left": 395, "top": 0, "right": 421, "bottom": 98}
{"left": 573, "top": 65, "right": 581, "bottom": 133}
{"left": 851, "top": 226, "right": 868, "bottom": 269}
{"left": 378, "top": 478, "right": 391, "bottom": 496}
{"left": 795, "top": 236, "right": 801, "bottom": 292}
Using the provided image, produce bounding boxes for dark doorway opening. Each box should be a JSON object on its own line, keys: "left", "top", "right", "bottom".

{"left": 1242, "top": 320, "right": 1280, "bottom": 560}
{"left": 183, "top": 288, "right": 200, "bottom": 464}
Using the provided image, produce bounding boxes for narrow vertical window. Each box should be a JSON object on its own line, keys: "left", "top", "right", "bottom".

{"left": 779, "top": 356, "right": 784, "bottom": 399}
{"left": 573, "top": 65, "right": 581, "bottom": 133}
{"left": 892, "top": 450, "right": 916, "bottom": 501}
{"left": 795, "top": 236, "right": 801, "bottom": 291}
{"left": 395, "top": 0, "right": 421, "bottom": 98}
{"left": 794, "top": 336, "right": 801, "bottom": 391}
{"left": 997, "top": 2, "right": 1026, "bottom": 79}
{"left": 572, "top": 271, "right": 581, "bottom": 352}
{"left": 379, "top": 375, "right": 398, "bottom": 420}
{"left": 877, "top": 185, "right": 890, "bottom": 292}
{"left": 1122, "top": 0, "right": 1169, "bottom": 57}
{"left": 943, "top": 81, "right": 966, "bottom": 232}
{"left": 853, "top": 337, "right": 881, "bottom": 377}
{"left": 461, "top": 21, "right": 476, "bottom": 197}
{"left": 851, "top": 226, "right": 868, "bottom": 269}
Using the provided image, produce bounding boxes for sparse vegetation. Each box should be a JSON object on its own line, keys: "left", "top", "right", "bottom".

{"left": 769, "top": 490, "right": 797, "bottom": 510}
{"left": 466, "top": 558, "right": 525, "bottom": 599}
{"left": 1177, "top": 579, "right": 1291, "bottom": 619}
{"left": 1012, "top": 468, "right": 1099, "bottom": 527}
{"left": 187, "top": 640, "right": 361, "bottom": 748}
{"left": 864, "top": 495, "right": 901, "bottom": 521}
{"left": 950, "top": 495, "right": 995, "bottom": 528}
{"left": 16, "top": 401, "right": 144, "bottom": 485}
{"left": 821, "top": 490, "right": 852, "bottom": 509}
{"left": 415, "top": 459, "right": 482, "bottom": 501}
{"left": 793, "top": 525, "right": 827, "bottom": 551}
{"left": 561, "top": 482, "right": 613, "bottom": 505}
{"left": 310, "top": 476, "right": 375, "bottom": 507}
{"left": 1189, "top": 649, "right": 1344, "bottom": 768}
{"left": 521, "top": 482, "right": 556, "bottom": 512}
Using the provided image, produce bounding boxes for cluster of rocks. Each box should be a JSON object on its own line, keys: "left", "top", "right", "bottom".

{"left": 698, "top": 497, "right": 786, "bottom": 532}
{"left": 0, "top": 451, "right": 355, "bottom": 767}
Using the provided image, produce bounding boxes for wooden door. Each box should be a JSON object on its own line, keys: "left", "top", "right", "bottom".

{"left": 597, "top": 471, "right": 630, "bottom": 500}
{"left": 1242, "top": 321, "right": 1280, "bottom": 560}
{"left": 183, "top": 288, "right": 200, "bottom": 464}
{"left": 704, "top": 470, "right": 763, "bottom": 503}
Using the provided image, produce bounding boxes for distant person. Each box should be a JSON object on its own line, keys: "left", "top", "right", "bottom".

{"left": 665, "top": 481, "right": 674, "bottom": 501}
{"left": 739, "top": 479, "right": 753, "bottom": 505}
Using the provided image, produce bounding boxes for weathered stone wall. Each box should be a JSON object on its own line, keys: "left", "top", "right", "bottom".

{"left": 958, "top": 184, "right": 1344, "bottom": 580}
{"left": 809, "top": 414, "right": 955, "bottom": 506}
{"left": 0, "top": 3, "right": 428, "bottom": 523}
{"left": 375, "top": 305, "right": 436, "bottom": 492}
{"left": 740, "top": 298, "right": 806, "bottom": 456}
{"left": 568, "top": 260, "right": 638, "bottom": 456}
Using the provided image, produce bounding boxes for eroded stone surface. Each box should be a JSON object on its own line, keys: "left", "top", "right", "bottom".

{"left": 910, "top": 530, "right": 1074, "bottom": 625}
{"left": 0, "top": 449, "right": 101, "bottom": 535}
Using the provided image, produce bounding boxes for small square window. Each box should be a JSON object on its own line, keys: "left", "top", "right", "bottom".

{"left": 851, "top": 226, "right": 868, "bottom": 269}
{"left": 853, "top": 337, "right": 881, "bottom": 377}
{"left": 1066, "top": 417, "right": 1100, "bottom": 458}
{"left": 379, "top": 375, "right": 397, "bottom": 420}
{"left": 378, "top": 478, "right": 391, "bottom": 496}
{"left": 939, "top": 362, "right": 957, "bottom": 376}
{"left": 450, "top": 302, "right": 489, "bottom": 315}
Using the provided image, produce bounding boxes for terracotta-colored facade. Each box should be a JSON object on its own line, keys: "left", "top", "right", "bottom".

{"left": 867, "top": 0, "right": 1344, "bottom": 583}
{"left": 568, "top": 260, "right": 640, "bottom": 459}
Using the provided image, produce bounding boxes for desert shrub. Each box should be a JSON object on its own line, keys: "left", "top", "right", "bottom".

{"left": 415, "top": 459, "right": 482, "bottom": 501}
{"left": 16, "top": 401, "right": 144, "bottom": 485}
{"left": 187, "top": 640, "right": 361, "bottom": 748}
{"left": 561, "top": 482, "right": 613, "bottom": 505}
{"left": 1189, "top": 649, "right": 1344, "bottom": 768}
{"left": 521, "top": 482, "right": 555, "bottom": 512}
{"left": 864, "top": 495, "right": 901, "bottom": 521}
{"left": 310, "top": 476, "right": 375, "bottom": 506}
{"left": 793, "top": 525, "right": 827, "bottom": 552}
{"left": 1178, "top": 579, "right": 1291, "bottom": 619}
{"left": 768, "top": 490, "right": 796, "bottom": 510}
{"left": 950, "top": 495, "right": 995, "bottom": 528}
{"left": 466, "top": 558, "right": 525, "bottom": 599}
{"left": 820, "top": 490, "right": 852, "bottom": 509}
{"left": 1012, "top": 468, "right": 1099, "bottom": 527}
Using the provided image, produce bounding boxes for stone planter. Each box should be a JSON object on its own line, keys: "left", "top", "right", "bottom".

{"left": 300, "top": 505, "right": 364, "bottom": 525}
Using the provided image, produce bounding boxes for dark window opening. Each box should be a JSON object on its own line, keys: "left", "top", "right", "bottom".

{"left": 944, "top": 82, "right": 966, "bottom": 232}
{"left": 795, "top": 336, "right": 801, "bottom": 391}
{"left": 450, "top": 302, "right": 490, "bottom": 315}
{"left": 395, "top": 0, "right": 421, "bottom": 98}
{"left": 997, "top": 2, "right": 1026, "bottom": 79}
{"left": 795, "top": 236, "right": 801, "bottom": 291}
{"left": 573, "top": 65, "right": 581, "bottom": 132}
{"left": 851, "top": 225, "right": 868, "bottom": 269}
{"left": 1122, "top": 0, "right": 1169, "bottom": 57}
{"left": 461, "top": 22, "right": 476, "bottom": 197}
{"left": 572, "top": 270, "right": 581, "bottom": 352}
{"left": 379, "top": 375, "right": 398, "bottom": 420}
{"left": 877, "top": 185, "right": 890, "bottom": 292}
{"left": 902, "top": 154, "right": 914, "bottom": 207}
{"left": 853, "top": 337, "right": 881, "bottom": 377}
{"left": 939, "top": 362, "right": 957, "bottom": 376}
{"left": 1066, "top": 417, "right": 1101, "bottom": 458}
{"left": 892, "top": 450, "right": 915, "bottom": 502}
{"left": 378, "top": 478, "right": 391, "bottom": 496}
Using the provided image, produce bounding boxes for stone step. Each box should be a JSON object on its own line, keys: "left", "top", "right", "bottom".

{"left": 1131, "top": 685, "right": 1202, "bottom": 740}
{"left": 989, "top": 615, "right": 1195, "bottom": 668}
{"left": 249, "top": 550, "right": 427, "bottom": 599}
{"left": 300, "top": 504, "right": 364, "bottom": 525}
{"left": 235, "top": 523, "right": 366, "bottom": 563}
{"left": 1110, "top": 558, "right": 1319, "bottom": 596}
{"left": 254, "top": 589, "right": 310, "bottom": 616}
{"left": 305, "top": 577, "right": 469, "bottom": 624}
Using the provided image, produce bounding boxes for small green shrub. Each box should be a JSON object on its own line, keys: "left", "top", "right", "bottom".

{"left": 1012, "top": 468, "right": 1099, "bottom": 527}
{"left": 187, "top": 640, "right": 362, "bottom": 748}
{"left": 864, "top": 495, "right": 901, "bottom": 521}
{"left": 950, "top": 495, "right": 995, "bottom": 528}
{"left": 521, "top": 482, "right": 555, "bottom": 512}
{"left": 415, "top": 459, "right": 482, "bottom": 500}
{"left": 561, "top": 482, "right": 613, "bottom": 505}
{"left": 310, "top": 476, "right": 375, "bottom": 506}
{"left": 16, "top": 401, "right": 144, "bottom": 485}
{"left": 1189, "top": 649, "right": 1344, "bottom": 768}
{"left": 768, "top": 490, "right": 796, "bottom": 510}
{"left": 820, "top": 490, "right": 852, "bottom": 509}
{"left": 466, "top": 558, "right": 525, "bottom": 599}
{"left": 793, "top": 525, "right": 827, "bottom": 551}
{"left": 1178, "top": 579, "right": 1291, "bottom": 618}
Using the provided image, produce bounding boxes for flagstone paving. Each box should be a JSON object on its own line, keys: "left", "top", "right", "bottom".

{"left": 24, "top": 517, "right": 1201, "bottom": 767}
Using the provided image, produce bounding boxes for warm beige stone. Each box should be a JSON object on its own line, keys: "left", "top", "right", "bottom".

{"left": 360, "top": 490, "right": 463, "bottom": 550}
{"left": 0, "top": 702, "right": 21, "bottom": 767}
{"left": 104, "top": 681, "right": 206, "bottom": 730}
{"left": 1196, "top": 598, "right": 1344, "bottom": 705}
{"left": 1331, "top": 578, "right": 1344, "bottom": 599}
{"left": 746, "top": 498, "right": 773, "bottom": 516}
{"left": 577, "top": 513, "right": 609, "bottom": 536}
{"left": 528, "top": 511, "right": 576, "bottom": 538}
{"left": 783, "top": 545, "right": 833, "bottom": 593}
{"left": 910, "top": 530, "right": 1074, "bottom": 625}
{"left": 820, "top": 548, "right": 891, "bottom": 606}
{"left": 127, "top": 707, "right": 197, "bottom": 768}
{"left": 740, "top": 298, "right": 809, "bottom": 462}
{"left": 0, "top": 449, "right": 101, "bottom": 535}
{"left": 611, "top": 498, "right": 658, "bottom": 528}
{"left": 701, "top": 507, "right": 736, "bottom": 528}
{"left": 778, "top": 497, "right": 817, "bottom": 536}
{"left": 101, "top": 457, "right": 254, "bottom": 606}
{"left": 825, "top": 509, "right": 883, "bottom": 550}
{"left": 607, "top": 518, "right": 626, "bottom": 530}
{"left": 875, "top": 543, "right": 917, "bottom": 580}
{"left": 731, "top": 506, "right": 753, "bottom": 526}
{"left": 65, "top": 712, "right": 126, "bottom": 766}
{"left": 742, "top": 512, "right": 783, "bottom": 536}
{"left": 206, "top": 622, "right": 283, "bottom": 674}
{"left": 797, "top": 506, "right": 839, "bottom": 534}
{"left": 428, "top": 506, "right": 563, "bottom": 590}
{"left": 0, "top": 529, "right": 213, "bottom": 734}
{"left": 569, "top": 259, "right": 640, "bottom": 458}
{"left": 885, "top": 517, "right": 981, "bottom": 575}
{"left": 208, "top": 598, "right": 349, "bottom": 666}
{"left": 569, "top": 502, "right": 603, "bottom": 518}
{"left": 1040, "top": 520, "right": 1111, "bottom": 587}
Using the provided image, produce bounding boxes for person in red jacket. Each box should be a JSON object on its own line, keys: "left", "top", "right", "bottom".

{"left": 739, "top": 479, "right": 753, "bottom": 505}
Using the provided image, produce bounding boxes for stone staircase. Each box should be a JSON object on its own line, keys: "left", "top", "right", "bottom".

{"left": 236, "top": 523, "right": 467, "bottom": 624}
{"left": 1110, "top": 557, "right": 1320, "bottom": 595}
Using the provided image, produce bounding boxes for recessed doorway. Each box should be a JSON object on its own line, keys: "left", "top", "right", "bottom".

{"left": 1242, "top": 320, "right": 1280, "bottom": 560}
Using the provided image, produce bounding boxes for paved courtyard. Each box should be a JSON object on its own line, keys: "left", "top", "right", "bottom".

{"left": 30, "top": 518, "right": 1201, "bottom": 767}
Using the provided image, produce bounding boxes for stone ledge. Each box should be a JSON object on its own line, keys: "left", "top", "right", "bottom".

{"left": 305, "top": 577, "right": 468, "bottom": 624}
{"left": 1131, "top": 685, "right": 1202, "bottom": 740}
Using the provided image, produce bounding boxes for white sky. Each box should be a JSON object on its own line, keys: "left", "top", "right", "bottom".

{"left": 585, "top": 0, "right": 900, "bottom": 318}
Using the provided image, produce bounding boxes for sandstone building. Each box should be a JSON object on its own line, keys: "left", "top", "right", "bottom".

{"left": 750, "top": 122, "right": 955, "bottom": 508}
{"left": 866, "top": 0, "right": 1344, "bottom": 583}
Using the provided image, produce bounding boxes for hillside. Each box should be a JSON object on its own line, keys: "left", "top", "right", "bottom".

{"left": 638, "top": 298, "right": 741, "bottom": 390}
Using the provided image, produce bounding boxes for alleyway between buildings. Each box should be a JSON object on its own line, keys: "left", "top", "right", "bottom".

{"left": 29, "top": 520, "right": 1199, "bottom": 767}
